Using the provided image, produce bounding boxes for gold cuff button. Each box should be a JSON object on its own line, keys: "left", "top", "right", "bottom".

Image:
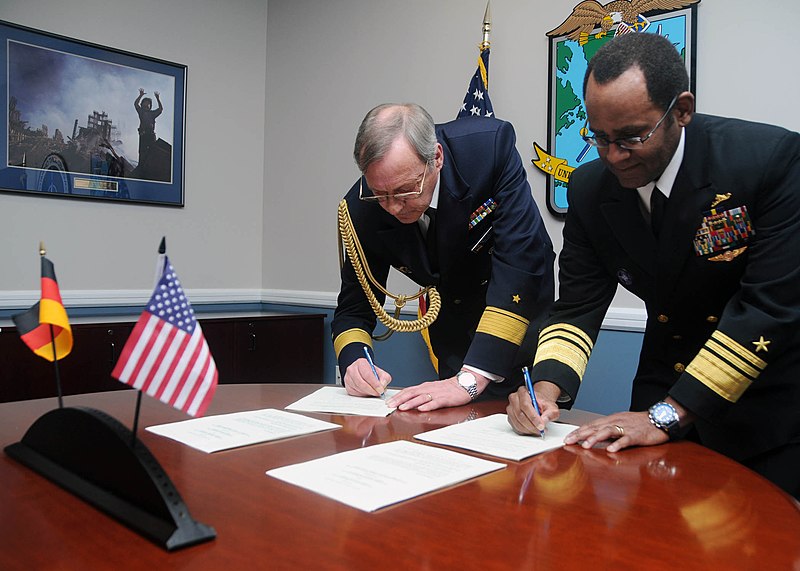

{"left": 657, "top": 314, "right": 669, "bottom": 323}
{"left": 706, "top": 316, "right": 718, "bottom": 323}
{"left": 674, "top": 363, "right": 685, "bottom": 373}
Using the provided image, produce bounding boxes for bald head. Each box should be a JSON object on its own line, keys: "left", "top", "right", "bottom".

{"left": 353, "top": 103, "right": 438, "bottom": 173}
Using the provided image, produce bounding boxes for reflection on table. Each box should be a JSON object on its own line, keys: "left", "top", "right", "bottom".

{"left": 1, "top": 384, "right": 798, "bottom": 570}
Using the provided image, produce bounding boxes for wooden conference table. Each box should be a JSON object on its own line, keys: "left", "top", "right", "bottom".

{"left": 1, "top": 384, "right": 799, "bottom": 570}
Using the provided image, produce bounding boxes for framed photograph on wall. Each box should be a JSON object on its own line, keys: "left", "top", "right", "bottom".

{"left": 1, "top": 20, "right": 186, "bottom": 206}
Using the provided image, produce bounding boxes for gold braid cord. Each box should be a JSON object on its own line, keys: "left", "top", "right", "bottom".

{"left": 338, "top": 199, "right": 440, "bottom": 333}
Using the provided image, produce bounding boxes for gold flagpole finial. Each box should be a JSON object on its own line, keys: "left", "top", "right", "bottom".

{"left": 482, "top": 1, "right": 492, "bottom": 49}
{"left": 39, "top": 241, "right": 46, "bottom": 257}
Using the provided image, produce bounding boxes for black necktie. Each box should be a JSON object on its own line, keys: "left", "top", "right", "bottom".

{"left": 650, "top": 187, "right": 667, "bottom": 238}
{"left": 425, "top": 207, "right": 438, "bottom": 269}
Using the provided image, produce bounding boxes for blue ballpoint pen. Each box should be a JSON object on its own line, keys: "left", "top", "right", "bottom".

{"left": 522, "top": 366, "right": 545, "bottom": 439}
{"left": 363, "top": 347, "right": 385, "bottom": 399}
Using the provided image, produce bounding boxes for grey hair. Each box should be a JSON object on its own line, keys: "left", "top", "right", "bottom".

{"left": 353, "top": 103, "right": 437, "bottom": 172}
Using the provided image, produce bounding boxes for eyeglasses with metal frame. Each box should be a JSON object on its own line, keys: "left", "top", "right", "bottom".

{"left": 358, "top": 161, "right": 432, "bottom": 203}
{"left": 581, "top": 95, "right": 679, "bottom": 150}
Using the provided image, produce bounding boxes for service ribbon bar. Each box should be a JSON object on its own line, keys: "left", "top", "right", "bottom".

{"left": 469, "top": 198, "right": 497, "bottom": 229}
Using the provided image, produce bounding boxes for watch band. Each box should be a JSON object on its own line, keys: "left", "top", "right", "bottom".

{"left": 456, "top": 371, "right": 479, "bottom": 400}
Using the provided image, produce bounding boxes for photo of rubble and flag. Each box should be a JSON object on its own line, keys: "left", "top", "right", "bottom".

{"left": 7, "top": 40, "right": 175, "bottom": 189}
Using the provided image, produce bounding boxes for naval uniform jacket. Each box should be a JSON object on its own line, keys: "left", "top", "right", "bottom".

{"left": 333, "top": 117, "right": 555, "bottom": 396}
{"left": 532, "top": 113, "right": 800, "bottom": 461}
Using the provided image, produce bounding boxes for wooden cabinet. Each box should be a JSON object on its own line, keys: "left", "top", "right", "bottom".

{"left": 205, "top": 314, "right": 324, "bottom": 384}
{"left": 0, "top": 312, "right": 324, "bottom": 403}
{"left": 0, "top": 322, "right": 133, "bottom": 402}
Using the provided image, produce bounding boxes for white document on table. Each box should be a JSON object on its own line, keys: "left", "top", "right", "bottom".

{"left": 266, "top": 439, "right": 505, "bottom": 512}
{"left": 414, "top": 414, "right": 578, "bottom": 461}
{"left": 285, "top": 386, "right": 399, "bottom": 417}
{"left": 146, "top": 408, "right": 341, "bottom": 453}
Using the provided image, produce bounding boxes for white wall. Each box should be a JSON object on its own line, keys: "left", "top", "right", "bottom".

{"left": 2, "top": 0, "right": 799, "bottom": 317}
{"left": 1, "top": 0, "right": 267, "bottom": 300}
{"left": 263, "top": 0, "right": 800, "bottom": 316}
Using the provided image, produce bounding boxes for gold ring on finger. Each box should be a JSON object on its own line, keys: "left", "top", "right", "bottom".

{"left": 613, "top": 424, "right": 625, "bottom": 437}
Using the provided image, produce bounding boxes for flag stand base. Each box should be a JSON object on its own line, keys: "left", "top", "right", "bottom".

{"left": 4, "top": 406, "right": 216, "bottom": 551}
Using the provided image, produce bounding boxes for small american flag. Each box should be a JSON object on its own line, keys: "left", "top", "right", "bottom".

{"left": 112, "top": 256, "right": 217, "bottom": 416}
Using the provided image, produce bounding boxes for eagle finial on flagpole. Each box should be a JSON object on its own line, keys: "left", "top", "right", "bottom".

{"left": 482, "top": 1, "right": 492, "bottom": 50}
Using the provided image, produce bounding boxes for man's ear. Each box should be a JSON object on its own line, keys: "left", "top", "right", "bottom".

{"left": 675, "top": 91, "right": 695, "bottom": 127}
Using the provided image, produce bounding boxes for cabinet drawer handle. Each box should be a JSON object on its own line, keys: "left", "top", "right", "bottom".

{"left": 249, "top": 333, "right": 257, "bottom": 352}
{"left": 110, "top": 342, "right": 116, "bottom": 364}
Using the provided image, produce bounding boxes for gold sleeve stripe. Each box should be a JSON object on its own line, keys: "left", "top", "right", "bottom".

{"left": 537, "top": 331, "right": 592, "bottom": 363}
{"left": 538, "top": 324, "right": 593, "bottom": 355}
{"left": 686, "top": 330, "right": 766, "bottom": 403}
{"left": 475, "top": 306, "right": 530, "bottom": 346}
{"left": 333, "top": 328, "right": 372, "bottom": 358}
{"left": 686, "top": 349, "right": 755, "bottom": 403}
{"left": 533, "top": 339, "right": 590, "bottom": 380}
{"left": 711, "top": 330, "right": 767, "bottom": 370}
{"left": 533, "top": 324, "right": 594, "bottom": 380}
{"left": 706, "top": 338, "right": 762, "bottom": 380}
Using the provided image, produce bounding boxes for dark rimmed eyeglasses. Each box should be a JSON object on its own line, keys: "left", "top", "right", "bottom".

{"left": 358, "top": 161, "right": 431, "bottom": 203}
{"left": 582, "top": 95, "right": 678, "bottom": 150}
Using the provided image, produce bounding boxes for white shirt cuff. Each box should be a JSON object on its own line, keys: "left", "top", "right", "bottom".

{"left": 462, "top": 364, "right": 504, "bottom": 383}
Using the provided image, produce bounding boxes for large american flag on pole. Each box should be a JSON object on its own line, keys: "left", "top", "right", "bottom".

{"left": 112, "top": 256, "right": 217, "bottom": 416}
{"left": 456, "top": 46, "right": 494, "bottom": 119}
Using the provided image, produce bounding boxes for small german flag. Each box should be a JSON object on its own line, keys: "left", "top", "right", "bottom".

{"left": 12, "top": 256, "right": 73, "bottom": 361}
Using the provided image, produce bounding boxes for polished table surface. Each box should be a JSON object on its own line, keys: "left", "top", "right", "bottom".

{"left": 1, "top": 384, "right": 799, "bottom": 570}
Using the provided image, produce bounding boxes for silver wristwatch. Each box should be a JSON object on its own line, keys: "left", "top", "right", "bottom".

{"left": 456, "top": 371, "right": 479, "bottom": 400}
{"left": 648, "top": 401, "right": 681, "bottom": 440}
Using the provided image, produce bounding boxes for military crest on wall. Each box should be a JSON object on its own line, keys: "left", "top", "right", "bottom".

{"left": 533, "top": 0, "right": 700, "bottom": 218}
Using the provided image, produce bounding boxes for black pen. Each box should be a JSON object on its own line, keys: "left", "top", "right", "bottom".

{"left": 522, "top": 366, "right": 545, "bottom": 439}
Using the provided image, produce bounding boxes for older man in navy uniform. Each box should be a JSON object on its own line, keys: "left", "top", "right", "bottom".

{"left": 333, "top": 103, "right": 554, "bottom": 412}
{"left": 507, "top": 33, "right": 800, "bottom": 499}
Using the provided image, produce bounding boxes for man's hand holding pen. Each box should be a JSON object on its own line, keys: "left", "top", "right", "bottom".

{"left": 507, "top": 379, "right": 562, "bottom": 436}
{"left": 343, "top": 350, "right": 391, "bottom": 398}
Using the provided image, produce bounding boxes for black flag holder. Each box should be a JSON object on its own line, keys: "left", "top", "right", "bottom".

{"left": 4, "top": 406, "right": 216, "bottom": 551}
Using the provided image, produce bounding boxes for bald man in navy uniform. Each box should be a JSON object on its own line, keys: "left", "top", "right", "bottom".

{"left": 333, "top": 103, "right": 554, "bottom": 412}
